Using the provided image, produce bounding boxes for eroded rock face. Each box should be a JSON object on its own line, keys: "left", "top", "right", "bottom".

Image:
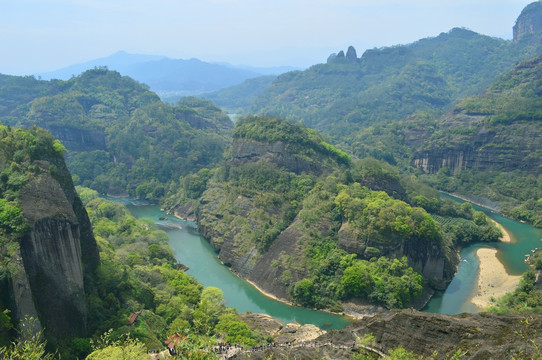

{"left": 238, "top": 313, "right": 283, "bottom": 337}
{"left": 232, "top": 139, "right": 324, "bottom": 175}
{"left": 45, "top": 125, "right": 107, "bottom": 152}
{"left": 319, "top": 311, "right": 542, "bottom": 360}
{"left": 10, "top": 247, "right": 42, "bottom": 335}
{"left": 248, "top": 219, "right": 308, "bottom": 300}
{"left": 338, "top": 221, "right": 457, "bottom": 290}
{"left": 411, "top": 119, "right": 542, "bottom": 175}
{"left": 275, "top": 323, "right": 326, "bottom": 344}
{"left": 514, "top": 1, "right": 542, "bottom": 42}
{"left": 19, "top": 217, "right": 86, "bottom": 336}
{"left": 232, "top": 312, "right": 542, "bottom": 359}
{"left": 13, "top": 160, "right": 99, "bottom": 337}
{"left": 238, "top": 313, "right": 326, "bottom": 344}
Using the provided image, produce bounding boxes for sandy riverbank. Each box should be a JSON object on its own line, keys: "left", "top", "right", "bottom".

{"left": 492, "top": 219, "right": 513, "bottom": 243}
{"left": 470, "top": 248, "right": 521, "bottom": 309}
{"left": 468, "top": 219, "right": 517, "bottom": 308}
{"left": 244, "top": 278, "right": 296, "bottom": 306}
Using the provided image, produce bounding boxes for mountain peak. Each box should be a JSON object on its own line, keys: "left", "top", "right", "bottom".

{"left": 513, "top": 1, "right": 542, "bottom": 42}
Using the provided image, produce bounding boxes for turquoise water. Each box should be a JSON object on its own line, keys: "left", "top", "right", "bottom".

{"left": 423, "top": 193, "right": 542, "bottom": 314}
{"left": 117, "top": 198, "right": 350, "bottom": 330}
{"left": 112, "top": 194, "right": 542, "bottom": 320}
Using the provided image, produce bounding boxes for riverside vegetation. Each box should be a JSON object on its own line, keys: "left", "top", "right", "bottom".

{"left": 206, "top": 2, "right": 542, "bottom": 232}
{"left": 168, "top": 115, "right": 502, "bottom": 312}
{"left": 0, "top": 124, "right": 263, "bottom": 359}
{"left": 0, "top": 68, "right": 233, "bottom": 199}
{"left": 1, "top": 2, "right": 542, "bottom": 358}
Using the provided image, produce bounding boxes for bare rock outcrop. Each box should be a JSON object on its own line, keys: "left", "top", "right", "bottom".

{"left": 514, "top": 1, "right": 542, "bottom": 42}
{"left": 234, "top": 311, "right": 542, "bottom": 359}
{"left": 232, "top": 139, "right": 324, "bottom": 175}
{"left": 12, "top": 158, "right": 99, "bottom": 337}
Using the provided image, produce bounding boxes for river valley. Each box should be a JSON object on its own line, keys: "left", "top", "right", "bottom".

{"left": 112, "top": 194, "right": 542, "bottom": 329}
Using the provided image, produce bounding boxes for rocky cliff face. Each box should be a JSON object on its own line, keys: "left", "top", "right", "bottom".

{"left": 196, "top": 189, "right": 262, "bottom": 280}
{"left": 323, "top": 311, "right": 542, "bottom": 359}
{"left": 514, "top": 1, "right": 542, "bottom": 42}
{"left": 411, "top": 115, "right": 542, "bottom": 175}
{"left": 232, "top": 311, "right": 542, "bottom": 359}
{"left": 45, "top": 125, "right": 107, "bottom": 152}
{"left": 338, "top": 221, "right": 457, "bottom": 291}
{"left": 232, "top": 139, "right": 324, "bottom": 175}
{"left": 14, "top": 159, "right": 99, "bottom": 337}
{"left": 248, "top": 219, "right": 309, "bottom": 300}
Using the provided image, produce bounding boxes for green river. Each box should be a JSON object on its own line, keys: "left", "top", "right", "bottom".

{"left": 423, "top": 193, "right": 542, "bottom": 314}
{"left": 114, "top": 194, "right": 542, "bottom": 329}
{"left": 117, "top": 198, "right": 351, "bottom": 330}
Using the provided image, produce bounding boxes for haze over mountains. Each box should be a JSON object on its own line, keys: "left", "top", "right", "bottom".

{"left": 36, "top": 51, "right": 299, "bottom": 101}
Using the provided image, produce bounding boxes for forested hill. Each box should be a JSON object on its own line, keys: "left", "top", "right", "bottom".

{"left": 412, "top": 55, "right": 542, "bottom": 227}
{"left": 247, "top": 4, "right": 542, "bottom": 142}
{"left": 0, "top": 68, "right": 233, "bottom": 198}
{"left": 168, "top": 115, "right": 502, "bottom": 312}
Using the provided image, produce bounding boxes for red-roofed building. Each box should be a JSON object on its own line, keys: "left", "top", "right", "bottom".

{"left": 128, "top": 311, "right": 142, "bottom": 326}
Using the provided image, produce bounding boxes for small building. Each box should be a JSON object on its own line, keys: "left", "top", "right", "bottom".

{"left": 128, "top": 310, "right": 142, "bottom": 326}
{"left": 164, "top": 333, "right": 185, "bottom": 356}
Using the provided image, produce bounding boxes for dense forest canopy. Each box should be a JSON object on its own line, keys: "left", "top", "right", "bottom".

{"left": 0, "top": 69, "right": 233, "bottom": 199}
{"left": 169, "top": 115, "right": 502, "bottom": 312}
{"left": 247, "top": 27, "right": 542, "bottom": 140}
{"left": 2, "top": 3, "right": 542, "bottom": 358}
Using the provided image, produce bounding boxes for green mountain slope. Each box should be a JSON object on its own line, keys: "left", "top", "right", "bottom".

{"left": 411, "top": 55, "right": 542, "bottom": 226}
{"left": 169, "top": 116, "right": 500, "bottom": 312}
{"left": 248, "top": 4, "right": 542, "bottom": 143}
{"left": 0, "top": 69, "right": 233, "bottom": 198}
{"left": 0, "top": 126, "right": 261, "bottom": 358}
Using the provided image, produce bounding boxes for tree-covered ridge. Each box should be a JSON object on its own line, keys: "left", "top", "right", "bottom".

{"left": 0, "top": 74, "right": 52, "bottom": 122}
{"left": 0, "top": 124, "right": 67, "bottom": 236}
{"left": 284, "top": 164, "right": 500, "bottom": 310}
{"left": 0, "top": 69, "right": 233, "bottom": 198}
{"left": 410, "top": 56, "right": 542, "bottom": 227}
{"left": 335, "top": 185, "right": 440, "bottom": 243}
{"left": 248, "top": 25, "right": 542, "bottom": 142}
{"left": 454, "top": 56, "right": 542, "bottom": 124}
{"left": 170, "top": 116, "right": 500, "bottom": 312}
{"left": 200, "top": 75, "right": 277, "bottom": 114}
{"left": 233, "top": 115, "right": 351, "bottom": 166}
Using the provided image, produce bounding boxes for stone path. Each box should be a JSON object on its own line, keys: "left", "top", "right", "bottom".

{"left": 215, "top": 339, "right": 387, "bottom": 359}
{"left": 148, "top": 338, "right": 387, "bottom": 359}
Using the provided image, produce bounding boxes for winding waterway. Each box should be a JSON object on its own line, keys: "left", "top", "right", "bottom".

{"left": 112, "top": 194, "right": 542, "bottom": 327}
{"left": 114, "top": 198, "right": 351, "bottom": 330}
{"left": 423, "top": 193, "right": 542, "bottom": 314}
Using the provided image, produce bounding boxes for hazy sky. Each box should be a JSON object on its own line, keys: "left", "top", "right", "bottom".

{"left": 0, "top": 0, "right": 533, "bottom": 75}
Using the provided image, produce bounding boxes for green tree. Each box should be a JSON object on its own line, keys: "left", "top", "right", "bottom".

{"left": 341, "top": 262, "right": 374, "bottom": 298}
{"left": 0, "top": 317, "right": 56, "bottom": 360}
{"left": 292, "top": 279, "right": 316, "bottom": 306}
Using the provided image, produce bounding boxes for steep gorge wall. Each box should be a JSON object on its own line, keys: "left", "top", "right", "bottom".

{"left": 45, "top": 125, "right": 107, "bottom": 153}
{"left": 13, "top": 159, "right": 99, "bottom": 337}
{"left": 232, "top": 139, "right": 325, "bottom": 175}
{"left": 411, "top": 121, "right": 542, "bottom": 175}
{"left": 514, "top": 1, "right": 542, "bottom": 42}
{"left": 338, "top": 222, "right": 457, "bottom": 291}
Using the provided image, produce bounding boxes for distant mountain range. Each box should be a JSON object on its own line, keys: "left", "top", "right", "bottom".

{"left": 35, "top": 51, "right": 299, "bottom": 100}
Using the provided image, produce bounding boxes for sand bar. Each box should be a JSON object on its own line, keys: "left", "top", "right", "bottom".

{"left": 470, "top": 248, "right": 521, "bottom": 309}
{"left": 491, "top": 219, "right": 512, "bottom": 243}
